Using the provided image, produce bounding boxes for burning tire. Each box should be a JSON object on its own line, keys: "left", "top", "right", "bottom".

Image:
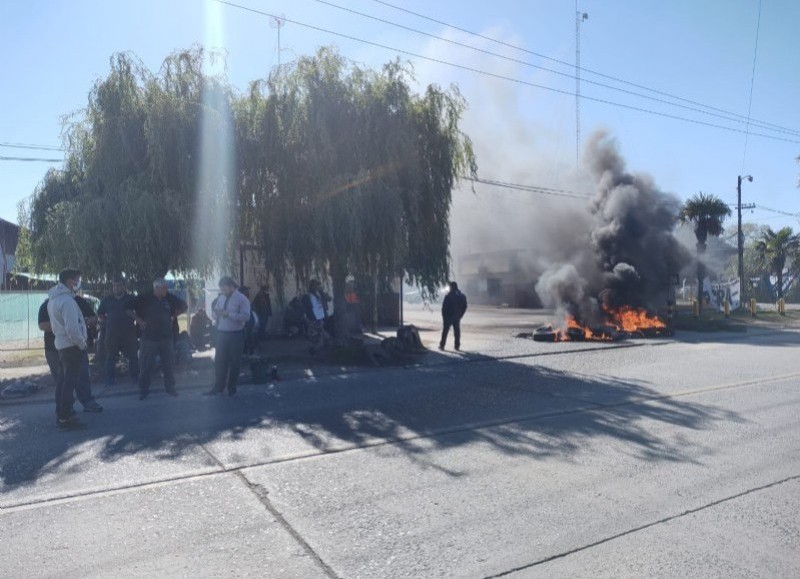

{"left": 565, "top": 327, "right": 585, "bottom": 341}
{"left": 533, "top": 326, "right": 558, "bottom": 342}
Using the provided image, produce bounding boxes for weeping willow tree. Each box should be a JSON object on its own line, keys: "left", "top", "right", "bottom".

{"left": 23, "top": 49, "right": 235, "bottom": 288}
{"left": 236, "top": 47, "right": 476, "bottom": 337}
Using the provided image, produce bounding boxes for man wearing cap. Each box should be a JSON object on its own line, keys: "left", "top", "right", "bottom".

{"left": 206, "top": 276, "right": 251, "bottom": 397}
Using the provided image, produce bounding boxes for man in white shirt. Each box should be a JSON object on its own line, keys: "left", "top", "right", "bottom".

{"left": 206, "top": 276, "right": 251, "bottom": 397}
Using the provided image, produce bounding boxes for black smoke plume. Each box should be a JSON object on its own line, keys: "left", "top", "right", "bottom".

{"left": 535, "top": 131, "right": 691, "bottom": 325}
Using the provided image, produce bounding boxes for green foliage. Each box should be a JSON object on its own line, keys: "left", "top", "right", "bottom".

{"left": 23, "top": 46, "right": 475, "bottom": 320}
{"left": 679, "top": 192, "right": 731, "bottom": 248}
{"left": 754, "top": 226, "right": 800, "bottom": 299}
{"left": 23, "top": 48, "right": 235, "bottom": 287}
{"left": 235, "top": 47, "right": 476, "bottom": 331}
{"left": 679, "top": 192, "right": 731, "bottom": 312}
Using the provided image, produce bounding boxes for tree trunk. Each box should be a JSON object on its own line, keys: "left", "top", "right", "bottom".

{"left": 330, "top": 258, "right": 348, "bottom": 346}
{"left": 777, "top": 270, "right": 784, "bottom": 300}
{"left": 696, "top": 242, "right": 706, "bottom": 315}
{"left": 372, "top": 272, "right": 379, "bottom": 334}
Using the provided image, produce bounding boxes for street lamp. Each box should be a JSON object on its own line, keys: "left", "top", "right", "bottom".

{"left": 737, "top": 174, "right": 753, "bottom": 300}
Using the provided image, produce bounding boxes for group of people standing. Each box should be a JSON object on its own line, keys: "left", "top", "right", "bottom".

{"left": 42, "top": 270, "right": 270, "bottom": 429}
{"left": 42, "top": 267, "right": 467, "bottom": 430}
{"left": 43, "top": 270, "right": 190, "bottom": 429}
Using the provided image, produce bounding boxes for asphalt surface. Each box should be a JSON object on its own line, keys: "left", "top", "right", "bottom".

{"left": 1, "top": 305, "right": 799, "bottom": 578}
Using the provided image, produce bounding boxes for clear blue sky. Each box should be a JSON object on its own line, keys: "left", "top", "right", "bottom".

{"left": 1, "top": 0, "right": 798, "bottom": 232}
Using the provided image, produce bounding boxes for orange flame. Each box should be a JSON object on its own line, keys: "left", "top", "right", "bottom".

{"left": 605, "top": 305, "right": 666, "bottom": 332}
{"left": 553, "top": 306, "right": 666, "bottom": 341}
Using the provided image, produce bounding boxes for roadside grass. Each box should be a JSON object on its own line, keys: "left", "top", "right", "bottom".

{"left": 672, "top": 303, "right": 800, "bottom": 332}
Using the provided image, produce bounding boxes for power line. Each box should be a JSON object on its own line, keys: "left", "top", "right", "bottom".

{"left": 0, "top": 155, "right": 63, "bottom": 162}
{"left": 741, "top": 0, "right": 763, "bottom": 171}
{"left": 214, "top": 0, "right": 800, "bottom": 144}
{"left": 756, "top": 205, "right": 799, "bottom": 218}
{"left": 462, "top": 176, "right": 590, "bottom": 199}
{"left": 314, "top": 0, "right": 798, "bottom": 138}
{"left": 0, "top": 141, "right": 64, "bottom": 152}
{"left": 365, "top": 0, "right": 799, "bottom": 138}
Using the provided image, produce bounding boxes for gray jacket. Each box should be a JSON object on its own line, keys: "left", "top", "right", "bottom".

{"left": 47, "top": 283, "right": 88, "bottom": 350}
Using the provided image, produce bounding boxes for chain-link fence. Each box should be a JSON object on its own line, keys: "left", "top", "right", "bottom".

{"left": 0, "top": 291, "right": 48, "bottom": 351}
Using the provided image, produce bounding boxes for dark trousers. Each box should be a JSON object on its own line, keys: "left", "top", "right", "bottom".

{"left": 440, "top": 318, "right": 462, "bottom": 349}
{"left": 48, "top": 349, "right": 95, "bottom": 408}
{"left": 214, "top": 330, "right": 245, "bottom": 393}
{"left": 257, "top": 315, "right": 269, "bottom": 340}
{"left": 56, "top": 346, "right": 83, "bottom": 419}
{"left": 104, "top": 332, "right": 139, "bottom": 386}
{"left": 138, "top": 338, "right": 175, "bottom": 394}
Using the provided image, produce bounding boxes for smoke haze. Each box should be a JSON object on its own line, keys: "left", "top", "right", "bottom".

{"left": 412, "top": 25, "right": 693, "bottom": 319}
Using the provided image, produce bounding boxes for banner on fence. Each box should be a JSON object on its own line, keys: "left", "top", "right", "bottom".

{"left": 703, "top": 278, "right": 741, "bottom": 311}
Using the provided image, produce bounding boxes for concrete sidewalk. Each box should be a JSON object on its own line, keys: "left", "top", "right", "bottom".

{"left": 0, "top": 324, "right": 465, "bottom": 406}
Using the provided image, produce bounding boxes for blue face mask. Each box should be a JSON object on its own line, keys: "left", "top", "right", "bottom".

{"left": 74, "top": 280, "right": 81, "bottom": 291}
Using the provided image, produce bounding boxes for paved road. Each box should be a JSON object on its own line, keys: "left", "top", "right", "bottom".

{"left": 1, "top": 306, "right": 799, "bottom": 578}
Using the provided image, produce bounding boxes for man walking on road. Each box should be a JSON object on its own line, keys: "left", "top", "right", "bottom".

{"left": 439, "top": 281, "right": 468, "bottom": 351}
{"left": 206, "top": 276, "right": 251, "bottom": 397}
{"left": 47, "top": 268, "right": 91, "bottom": 429}
{"left": 129, "top": 278, "right": 187, "bottom": 400}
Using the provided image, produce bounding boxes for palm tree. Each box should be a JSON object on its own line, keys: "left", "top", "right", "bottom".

{"left": 755, "top": 226, "right": 800, "bottom": 300}
{"left": 679, "top": 193, "right": 731, "bottom": 312}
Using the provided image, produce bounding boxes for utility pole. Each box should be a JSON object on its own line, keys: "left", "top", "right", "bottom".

{"left": 737, "top": 174, "right": 754, "bottom": 299}
{"left": 575, "top": 5, "right": 588, "bottom": 168}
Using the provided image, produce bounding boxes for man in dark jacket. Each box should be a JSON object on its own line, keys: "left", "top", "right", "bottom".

{"left": 98, "top": 278, "right": 139, "bottom": 388}
{"left": 439, "top": 281, "right": 468, "bottom": 351}
{"left": 128, "top": 277, "right": 187, "bottom": 400}
{"left": 252, "top": 284, "right": 273, "bottom": 340}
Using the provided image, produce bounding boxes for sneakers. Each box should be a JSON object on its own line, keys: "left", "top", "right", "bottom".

{"left": 438, "top": 344, "right": 445, "bottom": 351}
{"left": 57, "top": 416, "right": 85, "bottom": 430}
{"left": 83, "top": 401, "right": 104, "bottom": 413}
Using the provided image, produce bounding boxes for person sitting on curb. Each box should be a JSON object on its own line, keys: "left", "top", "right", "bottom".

{"left": 302, "top": 279, "right": 331, "bottom": 355}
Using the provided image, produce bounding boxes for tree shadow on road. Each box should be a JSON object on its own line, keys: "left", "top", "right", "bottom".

{"left": 0, "top": 354, "right": 744, "bottom": 505}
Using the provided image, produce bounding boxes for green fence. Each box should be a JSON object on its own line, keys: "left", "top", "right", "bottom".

{"left": 0, "top": 291, "right": 48, "bottom": 350}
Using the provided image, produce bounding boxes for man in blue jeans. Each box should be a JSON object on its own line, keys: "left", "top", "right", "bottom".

{"left": 47, "top": 268, "right": 93, "bottom": 429}
{"left": 39, "top": 298, "right": 103, "bottom": 414}
{"left": 205, "top": 276, "right": 251, "bottom": 397}
{"left": 128, "top": 277, "right": 187, "bottom": 400}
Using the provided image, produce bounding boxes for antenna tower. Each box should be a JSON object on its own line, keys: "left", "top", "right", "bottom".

{"left": 575, "top": 5, "right": 588, "bottom": 167}
{"left": 270, "top": 14, "right": 286, "bottom": 68}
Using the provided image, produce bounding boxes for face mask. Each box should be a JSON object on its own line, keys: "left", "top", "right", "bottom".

{"left": 74, "top": 280, "right": 81, "bottom": 291}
